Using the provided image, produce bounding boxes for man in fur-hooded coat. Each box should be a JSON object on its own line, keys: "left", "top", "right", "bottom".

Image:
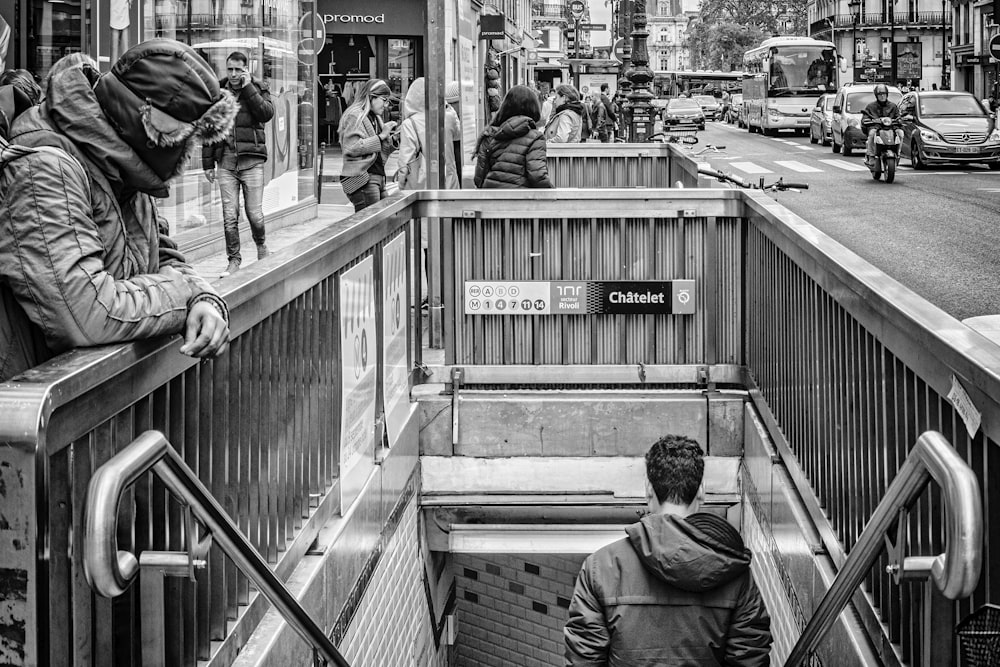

{"left": 0, "top": 39, "right": 239, "bottom": 381}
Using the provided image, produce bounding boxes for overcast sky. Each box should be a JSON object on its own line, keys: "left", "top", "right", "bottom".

{"left": 589, "top": 3, "right": 613, "bottom": 48}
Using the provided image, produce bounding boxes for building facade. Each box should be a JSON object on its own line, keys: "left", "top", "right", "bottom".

{"left": 808, "top": 0, "right": 950, "bottom": 89}
{"left": 948, "top": 0, "right": 998, "bottom": 100}
{"left": 648, "top": 0, "right": 697, "bottom": 72}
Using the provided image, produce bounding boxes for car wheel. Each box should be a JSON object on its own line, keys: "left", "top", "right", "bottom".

{"left": 698, "top": 124, "right": 705, "bottom": 131}
{"left": 843, "top": 143, "right": 853, "bottom": 157}
{"left": 910, "top": 140, "right": 927, "bottom": 169}
{"left": 809, "top": 127, "right": 818, "bottom": 144}
{"left": 821, "top": 123, "right": 831, "bottom": 146}
{"left": 832, "top": 136, "right": 841, "bottom": 153}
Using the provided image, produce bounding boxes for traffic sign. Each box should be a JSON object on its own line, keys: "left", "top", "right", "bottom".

{"left": 990, "top": 34, "right": 1000, "bottom": 61}
{"left": 578, "top": 23, "right": 607, "bottom": 31}
{"left": 569, "top": 0, "right": 585, "bottom": 19}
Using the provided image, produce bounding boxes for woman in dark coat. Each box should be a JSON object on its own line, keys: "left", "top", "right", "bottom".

{"left": 474, "top": 85, "right": 553, "bottom": 189}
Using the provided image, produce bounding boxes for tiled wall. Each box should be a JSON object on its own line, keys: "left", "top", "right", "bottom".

{"left": 452, "top": 554, "right": 587, "bottom": 667}
{"left": 339, "top": 497, "right": 447, "bottom": 667}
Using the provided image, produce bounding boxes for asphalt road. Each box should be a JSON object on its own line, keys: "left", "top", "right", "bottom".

{"left": 691, "top": 121, "right": 1000, "bottom": 321}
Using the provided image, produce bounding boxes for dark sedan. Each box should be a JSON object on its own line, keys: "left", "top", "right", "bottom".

{"left": 693, "top": 95, "right": 722, "bottom": 121}
{"left": 899, "top": 90, "right": 1000, "bottom": 169}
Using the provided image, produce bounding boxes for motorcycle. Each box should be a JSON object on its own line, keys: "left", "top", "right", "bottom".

{"left": 866, "top": 116, "right": 905, "bottom": 184}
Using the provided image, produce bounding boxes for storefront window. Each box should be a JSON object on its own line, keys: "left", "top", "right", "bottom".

{"left": 142, "top": 0, "right": 317, "bottom": 237}
{"left": 25, "top": 0, "right": 83, "bottom": 77}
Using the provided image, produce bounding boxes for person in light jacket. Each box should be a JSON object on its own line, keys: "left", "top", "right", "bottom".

{"left": 474, "top": 85, "right": 552, "bottom": 189}
{"left": 544, "top": 84, "right": 584, "bottom": 143}
{"left": 338, "top": 78, "right": 399, "bottom": 212}
{"left": 394, "top": 77, "right": 461, "bottom": 190}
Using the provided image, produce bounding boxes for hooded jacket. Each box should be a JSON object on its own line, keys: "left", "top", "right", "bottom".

{"left": 564, "top": 513, "right": 772, "bottom": 666}
{"left": 474, "top": 115, "right": 553, "bottom": 189}
{"left": 395, "top": 78, "right": 461, "bottom": 190}
{"left": 202, "top": 75, "right": 274, "bottom": 169}
{"left": 545, "top": 101, "right": 584, "bottom": 143}
{"left": 0, "top": 60, "right": 222, "bottom": 381}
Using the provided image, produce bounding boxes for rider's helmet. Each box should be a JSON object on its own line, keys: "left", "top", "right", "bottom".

{"left": 874, "top": 84, "right": 889, "bottom": 101}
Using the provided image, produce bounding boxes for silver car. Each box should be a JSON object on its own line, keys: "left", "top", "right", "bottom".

{"left": 809, "top": 93, "right": 834, "bottom": 146}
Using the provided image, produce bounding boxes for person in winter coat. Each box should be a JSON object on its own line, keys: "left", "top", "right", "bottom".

{"left": 339, "top": 78, "right": 399, "bottom": 212}
{"left": 0, "top": 40, "right": 237, "bottom": 382}
{"left": 565, "top": 434, "right": 772, "bottom": 666}
{"left": 544, "top": 84, "right": 584, "bottom": 143}
{"left": 203, "top": 50, "right": 275, "bottom": 277}
{"left": 474, "top": 85, "right": 553, "bottom": 189}
{"left": 395, "top": 77, "right": 461, "bottom": 190}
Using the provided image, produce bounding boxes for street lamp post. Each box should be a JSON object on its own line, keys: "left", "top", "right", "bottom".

{"left": 941, "top": 0, "right": 948, "bottom": 89}
{"left": 889, "top": 0, "right": 896, "bottom": 84}
{"left": 848, "top": 0, "right": 861, "bottom": 81}
{"left": 626, "top": 0, "right": 654, "bottom": 141}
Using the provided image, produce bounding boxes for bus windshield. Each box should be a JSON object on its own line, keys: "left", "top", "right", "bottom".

{"left": 769, "top": 46, "right": 836, "bottom": 95}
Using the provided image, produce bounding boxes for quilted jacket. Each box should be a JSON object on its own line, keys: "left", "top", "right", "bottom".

{"left": 474, "top": 115, "right": 553, "bottom": 189}
{"left": 202, "top": 76, "right": 274, "bottom": 169}
{"left": 565, "top": 513, "right": 772, "bottom": 666}
{"left": 0, "top": 62, "right": 220, "bottom": 381}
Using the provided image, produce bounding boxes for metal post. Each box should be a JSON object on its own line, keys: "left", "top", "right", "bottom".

{"left": 889, "top": 0, "right": 896, "bottom": 84}
{"left": 941, "top": 0, "right": 948, "bottom": 88}
{"left": 626, "top": 0, "right": 654, "bottom": 141}
{"left": 849, "top": 0, "right": 861, "bottom": 81}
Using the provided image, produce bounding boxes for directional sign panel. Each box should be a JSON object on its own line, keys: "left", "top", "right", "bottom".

{"left": 463, "top": 280, "right": 696, "bottom": 316}
{"left": 579, "top": 23, "right": 607, "bottom": 30}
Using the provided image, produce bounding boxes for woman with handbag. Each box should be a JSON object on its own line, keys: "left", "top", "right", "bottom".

{"left": 474, "top": 85, "right": 553, "bottom": 189}
{"left": 395, "top": 77, "right": 461, "bottom": 190}
{"left": 339, "top": 79, "right": 399, "bottom": 212}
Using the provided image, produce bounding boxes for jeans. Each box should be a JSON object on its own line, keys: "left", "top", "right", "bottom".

{"left": 218, "top": 164, "right": 266, "bottom": 263}
{"left": 347, "top": 174, "right": 386, "bottom": 212}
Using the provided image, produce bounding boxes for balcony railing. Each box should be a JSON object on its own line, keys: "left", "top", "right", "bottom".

{"left": 826, "top": 10, "right": 949, "bottom": 28}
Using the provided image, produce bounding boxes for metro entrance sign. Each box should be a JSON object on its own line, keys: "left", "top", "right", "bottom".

{"left": 990, "top": 34, "right": 1000, "bottom": 61}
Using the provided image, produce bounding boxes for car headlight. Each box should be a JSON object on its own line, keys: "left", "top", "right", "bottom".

{"left": 767, "top": 106, "right": 780, "bottom": 116}
{"left": 919, "top": 128, "right": 943, "bottom": 143}
{"left": 988, "top": 128, "right": 1000, "bottom": 143}
{"left": 847, "top": 117, "right": 860, "bottom": 128}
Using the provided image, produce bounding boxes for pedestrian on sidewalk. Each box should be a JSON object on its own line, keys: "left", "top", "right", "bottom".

{"left": 0, "top": 40, "right": 237, "bottom": 382}
{"left": 395, "top": 77, "right": 461, "bottom": 190}
{"left": 445, "top": 81, "right": 464, "bottom": 183}
{"left": 473, "top": 85, "right": 552, "bottom": 189}
{"left": 339, "top": 78, "right": 400, "bottom": 212}
{"left": 203, "top": 50, "right": 275, "bottom": 278}
{"left": 565, "top": 434, "right": 772, "bottom": 666}
{"left": 544, "top": 84, "right": 583, "bottom": 143}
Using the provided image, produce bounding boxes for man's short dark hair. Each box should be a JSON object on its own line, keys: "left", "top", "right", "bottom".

{"left": 227, "top": 51, "right": 248, "bottom": 67}
{"left": 645, "top": 435, "right": 704, "bottom": 505}
{"left": 601, "top": 83, "right": 610, "bottom": 93}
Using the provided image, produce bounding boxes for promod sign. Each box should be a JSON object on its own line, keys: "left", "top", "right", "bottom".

{"left": 463, "top": 280, "right": 696, "bottom": 315}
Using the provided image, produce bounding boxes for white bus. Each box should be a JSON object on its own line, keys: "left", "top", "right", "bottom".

{"left": 741, "top": 36, "right": 841, "bottom": 136}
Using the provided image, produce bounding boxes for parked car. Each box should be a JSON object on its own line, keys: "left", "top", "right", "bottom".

{"left": 830, "top": 83, "right": 903, "bottom": 156}
{"left": 662, "top": 97, "right": 706, "bottom": 131}
{"left": 726, "top": 94, "right": 743, "bottom": 124}
{"left": 898, "top": 90, "right": 1000, "bottom": 170}
{"left": 809, "top": 93, "right": 834, "bottom": 146}
{"left": 693, "top": 95, "right": 722, "bottom": 121}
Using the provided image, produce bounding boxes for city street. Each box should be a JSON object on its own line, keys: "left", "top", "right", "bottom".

{"left": 689, "top": 121, "right": 1000, "bottom": 320}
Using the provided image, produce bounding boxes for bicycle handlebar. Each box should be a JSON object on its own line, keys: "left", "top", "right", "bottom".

{"left": 697, "top": 166, "right": 807, "bottom": 192}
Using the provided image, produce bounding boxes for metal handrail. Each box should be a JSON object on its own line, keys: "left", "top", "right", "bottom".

{"left": 785, "top": 431, "right": 982, "bottom": 666}
{"left": 83, "top": 430, "right": 349, "bottom": 667}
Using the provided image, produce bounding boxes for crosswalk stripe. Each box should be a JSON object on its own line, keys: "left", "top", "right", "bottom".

{"left": 730, "top": 161, "right": 774, "bottom": 174}
{"left": 774, "top": 161, "right": 823, "bottom": 173}
{"left": 795, "top": 145, "right": 815, "bottom": 150}
{"left": 818, "top": 159, "right": 869, "bottom": 172}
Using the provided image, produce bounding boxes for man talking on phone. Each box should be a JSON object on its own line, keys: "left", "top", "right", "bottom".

{"left": 204, "top": 51, "right": 275, "bottom": 277}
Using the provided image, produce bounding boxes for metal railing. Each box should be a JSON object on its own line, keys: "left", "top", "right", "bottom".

{"left": 0, "top": 198, "right": 417, "bottom": 665}
{"left": 786, "top": 430, "right": 982, "bottom": 665}
{"left": 3, "top": 180, "right": 1000, "bottom": 664}
{"left": 83, "top": 430, "right": 348, "bottom": 666}
{"left": 828, "top": 10, "right": 948, "bottom": 27}
{"left": 546, "top": 142, "right": 706, "bottom": 189}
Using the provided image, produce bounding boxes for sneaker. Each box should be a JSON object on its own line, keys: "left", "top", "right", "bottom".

{"left": 256, "top": 243, "right": 270, "bottom": 260}
{"left": 219, "top": 259, "right": 241, "bottom": 278}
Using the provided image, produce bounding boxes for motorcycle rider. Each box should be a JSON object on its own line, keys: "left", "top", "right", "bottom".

{"left": 862, "top": 84, "right": 901, "bottom": 169}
